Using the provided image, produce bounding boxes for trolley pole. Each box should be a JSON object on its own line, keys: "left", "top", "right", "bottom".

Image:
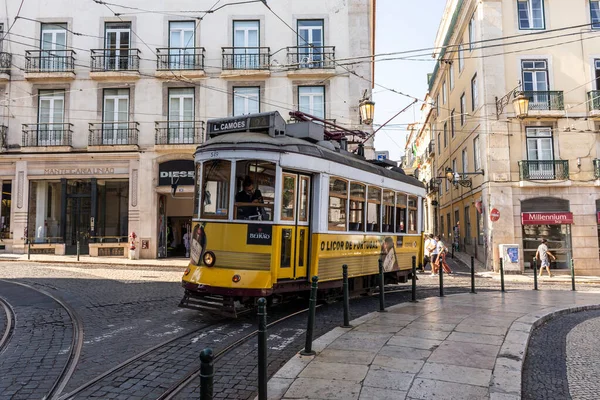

{"left": 341, "top": 265, "right": 352, "bottom": 328}
{"left": 410, "top": 256, "right": 417, "bottom": 303}
{"left": 500, "top": 257, "right": 505, "bottom": 293}
{"left": 571, "top": 258, "right": 576, "bottom": 292}
{"left": 200, "top": 348, "right": 214, "bottom": 400}
{"left": 438, "top": 257, "right": 444, "bottom": 297}
{"left": 533, "top": 257, "right": 539, "bottom": 291}
{"left": 470, "top": 256, "right": 476, "bottom": 294}
{"left": 378, "top": 259, "right": 386, "bottom": 312}
{"left": 257, "top": 298, "right": 268, "bottom": 400}
{"left": 300, "top": 276, "right": 318, "bottom": 356}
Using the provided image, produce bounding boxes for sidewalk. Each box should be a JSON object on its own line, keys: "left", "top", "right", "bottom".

{"left": 268, "top": 290, "right": 600, "bottom": 400}
{"left": 478, "top": 270, "right": 600, "bottom": 284}
{"left": 0, "top": 253, "right": 189, "bottom": 268}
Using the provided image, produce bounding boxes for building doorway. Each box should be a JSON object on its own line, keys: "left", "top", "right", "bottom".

{"left": 65, "top": 180, "right": 93, "bottom": 255}
{"left": 157, "top": 194, "right": 193, "bottom": 258}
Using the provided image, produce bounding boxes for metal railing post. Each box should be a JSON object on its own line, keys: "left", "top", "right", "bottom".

{"left": 77, "top": 240, "right": 80, "bottom": 261}
{"left": 411, "top": 256, "right": 418, "bottom": 303}
{"left": 200, "top": 348, "right": 214, "bottom": 400}
{"left": 470, "top": 256, "right": 476, "bottom": 294}
{"left": 500, "top": 257, "right": 505, "bottom": 292}
{"left": 533, "top": 257, "right": 539, "bottom": 291}
{"left": 439, "top": 255, "right": 444, "bottom": 297}
{"left": 257, "top": 298, "right": 267, "bottom": 400}
{"left": 300, "top": 276, "right": 318, "bottom": 356}
{"left": 378, "top": 259, "right": 386, "bottom": 312}
{"left": 571, "top": 258, "right": 576, "bottom": 292}
{"left": 342, "top": 265, "right": 352, "bottom": 328}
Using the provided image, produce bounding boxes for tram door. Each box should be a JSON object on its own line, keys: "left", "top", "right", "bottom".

{"left": 279, "top": 173, "right": 311, "bottom": 280}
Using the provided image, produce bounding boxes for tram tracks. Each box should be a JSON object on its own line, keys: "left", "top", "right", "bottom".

{"left": 0, "top": 296, "right": 15, "bottom": 356}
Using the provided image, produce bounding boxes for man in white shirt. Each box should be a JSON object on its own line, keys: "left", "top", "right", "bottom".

{"left": 429, "top": 235, "right": 439, "bottom": 275}
{"left": 423, "top": 234, "right": 434, "bottom": 272}
{"left": 536, "top": 239, "right": 556, "bottom": 277}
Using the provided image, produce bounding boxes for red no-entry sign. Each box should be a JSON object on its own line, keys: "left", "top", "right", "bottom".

{"left": 490, "top": 208, "right": 500, "bottom": 222}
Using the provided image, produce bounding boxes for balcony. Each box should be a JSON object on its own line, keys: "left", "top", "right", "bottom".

{"left": 221, "top": 47, "right": 270, "bottom": 78}
{"left": 0, "top": 125, "right": 6, "bottom": 150}
{"left": 518, "top": 160, "right": 569, "bottom": 181}
{"left": 22, "top": 123, "right": 73, "bottom": 150}
{"left": 24, "top": 50, "right": 76, "bottom": 81}
{"left": 594, "top": 159, "right": 600, "bottom": 180}
{"left": 90, "top": 49, "right": 140, "bottom": 81}
{"left": 156, "top": 47, "right": 205, "bottom": 79}
{"left": 427, "top": 141, "right": 435, "bottom": 157}
{"left": 588, "top": 91, "right": 600, "bottom": 118}
{"left": 522, "top": 91, "right": 565, "bottom": 117}
{"left": 0, "top": 52, "right": 11, "bottom": 81}
{"left": 155, "top": 120, "right": 205, "bottom": 150}
{"left": 88, "top": 122, "right": 139, "bottom": 150}
{"left": 427, "top": 179, "right": 439, "bottom": 194}
{"left": 286, "top": 46, "right": 336, "bottom": 78}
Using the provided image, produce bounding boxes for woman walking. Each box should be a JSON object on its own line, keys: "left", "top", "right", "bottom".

{"left": 434, "top": 236, "right": 453, "bottom": 275}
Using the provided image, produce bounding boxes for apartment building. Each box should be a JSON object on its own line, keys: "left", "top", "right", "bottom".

{"left": 0, "top": 0, "right": 376, "bottom": 258}
{"left": 420, "top": 0, "right": 600, "bottom": 274}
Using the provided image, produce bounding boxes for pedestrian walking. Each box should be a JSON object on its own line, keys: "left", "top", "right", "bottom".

{"left": 430, "top": 235, "right": 440, "bottom": 276}
{"left": 183, "top": 229, "right": 190, "bottom": 258}
{"left": 536, "top": 239, "right": 556, "bottom": 277}
{"left": 434, "top": 237, "right": 453, "bottom": 275}
{"left": 423, "top": 234, "right": 435, "bottom": 273}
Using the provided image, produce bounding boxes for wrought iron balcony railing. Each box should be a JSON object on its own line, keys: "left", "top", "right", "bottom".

{"left": 588, "top": 91, "right": 600, "bottom": 112}
{"left": 522, "top": 91, "right": 564, "bottom": 111}
{"left": 222, "top": 47, "right": 270, "bottom": 70}
{"left": 88, "top": 122, "right": 139, "bottom": 146}
{"left": 25, "top": 50, "right": 76, "bottom": 73}
{"left": 91, "top": 49, "right": 140, "bottom": 72}
{"left": 427, "top": 141, "right": 435, "bottom": 156}
{"left": 22, "top": 123, "right": 73, "bottom": 147}
{"left": 518, "top": 160, "right": 569, "bottom": 180}
{"left": 155, "top": 120, "right": 205, "bottom": 145}
{"left": 0, "top": 125, "right": 7, "bottom": 149}
{"left": 286, "top": 46, "right": 335, "bottom": 69}
{"left": 156, "top": 47, "right": 205, "bottom": 71}
{"left": 594, "top": 159, "right": 600, "bottom": 179}
{"left": 427, "top": 178, "right": 439, "bottom": 193}
{"left": 0, "top": 52, "right": 11, "bottom": 74}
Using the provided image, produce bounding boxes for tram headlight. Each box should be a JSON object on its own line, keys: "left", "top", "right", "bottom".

{"left": 203, "top": 251, "right": 216, "bottom": 267}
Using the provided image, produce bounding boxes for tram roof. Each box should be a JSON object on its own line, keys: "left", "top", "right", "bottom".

{"left": 195, "top": 131, "right": 425, "bottom": 188}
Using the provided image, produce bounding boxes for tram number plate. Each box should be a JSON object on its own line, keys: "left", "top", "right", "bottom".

{"left": 98, "top": 247, "right": 125, "bottom": 256}
{"left": 210, "top": 151, "right": 219, "bottom": 158}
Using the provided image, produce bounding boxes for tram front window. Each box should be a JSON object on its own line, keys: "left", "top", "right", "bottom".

{"left": 201, "top": 160, "right": 231, "bottom": 219}
{"left": 234, "top": 160, "right": 275, "bottom": 221}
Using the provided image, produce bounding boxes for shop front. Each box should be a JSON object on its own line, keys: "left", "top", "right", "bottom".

{"left": 521, "top": 198, "right": 572, "bottom": 270}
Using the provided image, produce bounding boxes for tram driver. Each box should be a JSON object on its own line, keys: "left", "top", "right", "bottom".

{"left": 235, "top": 176, "right": 265, "bottom": 220}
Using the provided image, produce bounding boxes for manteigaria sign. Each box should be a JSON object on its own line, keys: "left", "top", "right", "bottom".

{"left": 521, "top": 212, "right": 573, "bottom": 225}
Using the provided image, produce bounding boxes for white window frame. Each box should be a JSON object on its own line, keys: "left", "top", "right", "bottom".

{"left": 168, "top": 88, "right": 195, "bottom": 143}
{"left": 458, "top": 44, "right": 464, "bottom": 72}
{"left": 592, "top": 1, "right": 600, "bottom": 29}
{"left": 473, "top": 136, "right": 482, "bottom": 171}
{"left": 38, "top": 89, "right": 65, "bottom": 146}
{"left": 442, "top": 80, "right": 447, "bottom": 104}
{"left": 449, "top": 64, "right": 454, "bottom": 91}
{"left": 102, "top": 88, "right": 130, "bottom": 144}
{"left": 298, "top": 86, "right": 325, "bottom": 119}
{"left": 462, "top": 148, "right": 468, "bottom": 173}
{"left": 168, "top": 21, "right": 195, "bottom": 69}
{"left": 468, "top": 15, "right": 475, "bottom": 51}
{"left": 460, "top": 93, "right": 466, "bottom": 126}
{"left": 233, "top": 86, "right": 260, "bottom": 116}
{"left": 471, "top": 74, "right": 478, "bottom": 111}
{"left": 517, "top": 0, "right": 545, "bottom": 30}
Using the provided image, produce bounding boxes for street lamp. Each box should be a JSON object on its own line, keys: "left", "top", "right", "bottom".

{"left": 359, "top": 98, "right": 375, "bottom": 125}
{"left": 512, "top": 92, "right": 530, "bottom": 119}
{"left": 443, "top": 167, "right": 485, "bottom": 188}
{"left": 495, "top": 83, "right": 530, "bottom": 119}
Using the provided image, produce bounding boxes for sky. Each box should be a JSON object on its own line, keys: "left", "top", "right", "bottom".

{"left": 373, "top": 0, "right": 447, "bottom": 161}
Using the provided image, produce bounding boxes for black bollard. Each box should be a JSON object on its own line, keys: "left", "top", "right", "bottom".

{"left": 571, "top": 258, "right": 576, "bottom": 292}
{"left": 77, "top": 240, "right": 80, "bottom": 261}
{"left": 411, "top": 256, "right": 418, "bottom": 303}
{"left": 200, "top": 348, "right": 214, "bottom": 400}
{"left": 470, "top": 256, "right": 476, "bottom": 294}
{"left": 341, "top": 265, "right": 352, "bottom": 328}
{"left": 257, "top": 298, "right": 267, "bottom": 400}
{"left": 27, "top": 240, "right": 31, "bottom": 260}
{"left": 301, "top": 276, "right": 318, "bottom": 356}
{"left": 378, "top": 259, "right": 386, "bottom": 312}
{"left": 418, "top": 261, "right": 423, "bottom": 273}
{"left": 533, "top": 257, "right": 538, "bottom": 291}
{"left": 439, "top": 255, "right": 444, "bottom": 297}
{"left": 451, "top": 244, "right": 455, "bottom": 259}
{"left": 499, "top": 258, "right": 505, "bottom": 293}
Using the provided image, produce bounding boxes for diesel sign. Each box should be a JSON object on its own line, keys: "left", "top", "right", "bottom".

{"left": 158, "top": 160, "right": 195, "bottom": 186}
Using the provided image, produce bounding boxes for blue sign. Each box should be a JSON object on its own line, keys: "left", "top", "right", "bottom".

{"left": 377, "top": 154, "right": 387, "bottom": 161}
{"left": 506, "top": 247, "right": 519, "bottom": 263}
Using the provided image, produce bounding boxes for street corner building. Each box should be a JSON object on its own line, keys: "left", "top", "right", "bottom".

{"left": 0, "top": 0, "right": 377, "bottom": 259}
{"left": 407, "top": 0, "right": 600, "bottom": 275}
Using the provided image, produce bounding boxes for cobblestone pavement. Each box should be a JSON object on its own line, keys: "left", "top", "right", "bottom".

{"left": 522, "top": 309, "right": 600, "bottom": 400}
{"left": 0, "top": 259, "right": 599, "bottom": 399}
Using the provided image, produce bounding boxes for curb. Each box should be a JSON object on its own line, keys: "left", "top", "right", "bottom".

{"left": 0, "top": 256, "right": 188, "bottom": 269}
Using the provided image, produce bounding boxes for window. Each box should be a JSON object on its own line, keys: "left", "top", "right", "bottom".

{"left": 443, "top": 122, "right": 448, "bottom": 148}
{"left": 40, "top": 23, "right": 67, "bottom": 71}
{"left": 592, "top": 1, "right": 600, "bottom": 29}
{"left": 446, "top": 214, "right": 451, "bottom": 240}
{"left": 449, "top": 64, "right": 454, "bottom": 91}
{"left": 201, "top": 160, "right": 231, "bottom": 219}
{"left": 234, "top": 160, "right": 276, "bottom": 221}
{"left": 349, "top": 182, "right": 365, "bottom": 231}
{"left": 233, "top": 87, "right": 260, "bottom": 116}
{"left": 451, "top": 109, "right": 455, "bottom": 137}
{"left": 299, "top": 177, "right": 309, "bottom": 222}
{"left": 518, "top": 0, "right": 545, "bottom": 30}
{"left": 329, "top": 177, "right": 348, "bottom": 230}
{"left": 0, "top": 24, "right": 3, "bottom": 52}
{"left": 442, "top": 80, "right": 447, "bottom": 104}
{"left": 458, "top": 44, "right": 464, "bottom": 72}
{"left": 460, "top": 94, "right": 466, "bottom": 125}
{"left": 521, "top": 60, "right": 548, "bottom": 99}
{"left": 526, "top": 127, "right": 554, "bottom": 179}
{"left": 594, "top": 59, "right": 600, "bottom": 90}
{"left": 468, "top": 15, "right": 475, "bottom": 50}
{"left": 281, "top": 174, "right": 297, "bottom": 221}
{"left": 445, "top": 171, "right": 449, "bottom": 192}
{"left": 408, "top": 196, "right": 418, "bottom": 233}
{"left": 464, "top": 206, "right": 471, "bottom": 245}
{"left": 474, "top": 136, "right": 482, "bottom": 171}
{"left": 452, "top": 159, "right": 457, "bottom": 185}
{"left": 0, "top": 181, "right": 11, "bottom": 240}
{"left": 437, "top": 132, "right": 441, "bottom": 154}
{"left": 168, "top": 21, "right": 195, "bottom": 69}
{"left": 476, "top": 204, "right": 483, "bottom": 245}
{"left": 298, "top": 86, "right": 325, "bottom": 119}
{"left": 298, "top": 20, "right": 324, "bottom": 68}
{"left": 462, "top": 148, "right": 468, "bottom": 173}
{"left": 168, "top": 88, "right": 194, "bottom": 143}
{"left": 395, "top": 193, "right": 407, "bottom": 233}
{"left": 471, "top": 74, "right": 478, "bottom": 111}
{"left": 38, "top": 89, "right": 65, "bottom": 146}
{"left": 382, "top": 190, "right": 394, "bottom": 233}
{"left": 367, "top": 186, "right": 381, "bottom": 232}
{"left": 233, "top": 20, "right": 260, "bottom": 69}
{"left": 105, "top": 22, "right": 131, "bottom": 70}
{"left": 103, "top": 88, "right": 129, "bottom": 145}
{"left": 436, "top": 94, "right": 440, "bottom": 115}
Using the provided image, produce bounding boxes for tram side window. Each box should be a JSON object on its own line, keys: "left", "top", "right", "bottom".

{"left": 349, "top": 182, "right": 365, "bottom": 231}
{"left": 281, "top": 174, "right": 296, "bottom": 221}
{"left": 234, "top": 160, "right": 276, "bottom": 221}
{"left": 396, "top": 193, "right": 407, "bottom": 233}
{"left": 382, "top": 190, "right": 395, "bottom": 233}
{"left": 299, "top": 176, "right": 310, "bottom": 222}
{"left": 408, "top": 196, "right": 418, "bottom": 233}
{"left": 367, "top": 186, "right": 381, "bottom": 232}
{"left": 201, "top": 160, "right": 231, "bottom": 219}
{"left": 328, "top": 177, "right": 348, "bottom": 231}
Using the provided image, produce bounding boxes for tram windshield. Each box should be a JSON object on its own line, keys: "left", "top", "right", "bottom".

{"left": 234, "top": 160, "right": 275, "bottom": 221}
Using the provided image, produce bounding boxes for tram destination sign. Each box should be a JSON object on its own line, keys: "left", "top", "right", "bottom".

{"left": 521, "top": 212, "right": 573, "bottom": 225}
{"left": 208, "top": 115, "right": 270, "bottom": 135}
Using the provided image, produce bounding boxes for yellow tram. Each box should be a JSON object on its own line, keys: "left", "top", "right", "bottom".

{"left": 180, "top": 112, "right": 426, "bottom": 316}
